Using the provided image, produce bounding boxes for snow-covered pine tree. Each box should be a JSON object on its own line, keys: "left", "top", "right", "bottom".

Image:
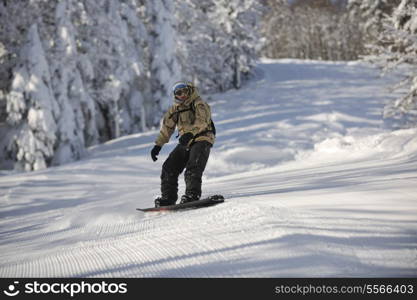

{"left": 49, "top": 1, "right": 98, "bottom": 165}
{"left": 4, "top": 24, "right": 59, "bottom": 171}
{"left": 145, "top": 0, "right": 182, "bottom": 118}
{"left": 216, "top": 0, "right": 263, "bottom": 89}
{"left": 366, "top": 0, "right": 417, "bottom": 125}
{"left": 75, "top": 0, "right": 151, "bottom": 139}
{"left": 0, "top": 1, "right": 53, "bottom": 94}
{"left": 175, "top": 0, "right": 262, "bottom": 92}
{"left": 174, "top": 0, "right": 218, "bottom": 91}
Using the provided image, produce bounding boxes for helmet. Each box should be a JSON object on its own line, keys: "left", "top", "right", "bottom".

{"left": 172, "top": 81, "right": 195, "bottom": 103}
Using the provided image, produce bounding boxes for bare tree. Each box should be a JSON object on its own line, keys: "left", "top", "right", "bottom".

{"left": 261, "top": 0, "right": 363, "bottom": 60}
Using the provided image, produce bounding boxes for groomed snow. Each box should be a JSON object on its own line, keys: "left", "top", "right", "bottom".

{"left": 1, "top": 59, "right": 416, "bottom": 277}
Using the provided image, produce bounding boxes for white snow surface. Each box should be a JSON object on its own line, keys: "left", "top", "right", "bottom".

{"left": 1, "top": 59, "right": 416, "bottom": 277}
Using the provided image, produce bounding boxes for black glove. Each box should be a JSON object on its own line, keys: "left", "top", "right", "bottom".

{"left": 151, "top": 145, "right": 161, "bottom": 161}
{"left": 179, "top": 132, "right": 194, "bottom": 147}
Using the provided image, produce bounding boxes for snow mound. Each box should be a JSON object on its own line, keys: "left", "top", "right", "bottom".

{"left": 296, "top": 128, "right": 417, "bottom": 165}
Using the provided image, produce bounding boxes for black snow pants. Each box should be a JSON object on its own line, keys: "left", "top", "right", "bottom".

{"left": 161, "top": 141, "right": 212, "bottom": 203}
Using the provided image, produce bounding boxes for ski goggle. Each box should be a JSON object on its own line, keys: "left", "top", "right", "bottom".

{"left": 174, "top": 87, "right": 189, "bottom": 97}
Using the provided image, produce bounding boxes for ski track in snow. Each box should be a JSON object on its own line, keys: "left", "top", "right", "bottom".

{"left": 1, "top": 59, "right": 417, "bottom": 277}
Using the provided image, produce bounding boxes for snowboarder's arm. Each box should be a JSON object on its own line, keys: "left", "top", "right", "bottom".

{"left": 155, "top": 109, "right": 177, "bottom": 147}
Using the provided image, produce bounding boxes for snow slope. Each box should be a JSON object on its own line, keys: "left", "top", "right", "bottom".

{"left": 1, "top": 59, "right": 416, "bottom": 277}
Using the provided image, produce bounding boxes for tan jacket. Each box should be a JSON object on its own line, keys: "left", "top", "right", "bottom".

{"left": 155, "top": 90, "right": 215, "bottom": 147}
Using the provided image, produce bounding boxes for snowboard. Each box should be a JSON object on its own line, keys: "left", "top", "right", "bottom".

{"left": 137, "top": 195, "right": 224, "bottom": 212}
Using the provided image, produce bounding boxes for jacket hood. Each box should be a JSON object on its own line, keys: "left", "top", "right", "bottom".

{"left": 174, "top": 82, "right": 200, "bottom": 108}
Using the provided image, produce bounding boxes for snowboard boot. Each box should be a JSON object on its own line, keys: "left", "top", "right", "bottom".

{"left": 154, "top": 196, "right": 176, "bottom": 208}
{"left": 180, "top": 194, "right": 200, "bottom": 204}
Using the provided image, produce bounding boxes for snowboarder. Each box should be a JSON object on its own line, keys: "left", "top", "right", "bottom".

{"left": 150, "top": 81, "right": 215, "bottom": 207}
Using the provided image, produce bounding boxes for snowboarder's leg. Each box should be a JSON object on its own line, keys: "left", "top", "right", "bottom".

{"left": 160, "top": 144, "right": 189, "bottom": 205}
{"left": 183, "top": 141, "right": 211, "bottom": 202}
